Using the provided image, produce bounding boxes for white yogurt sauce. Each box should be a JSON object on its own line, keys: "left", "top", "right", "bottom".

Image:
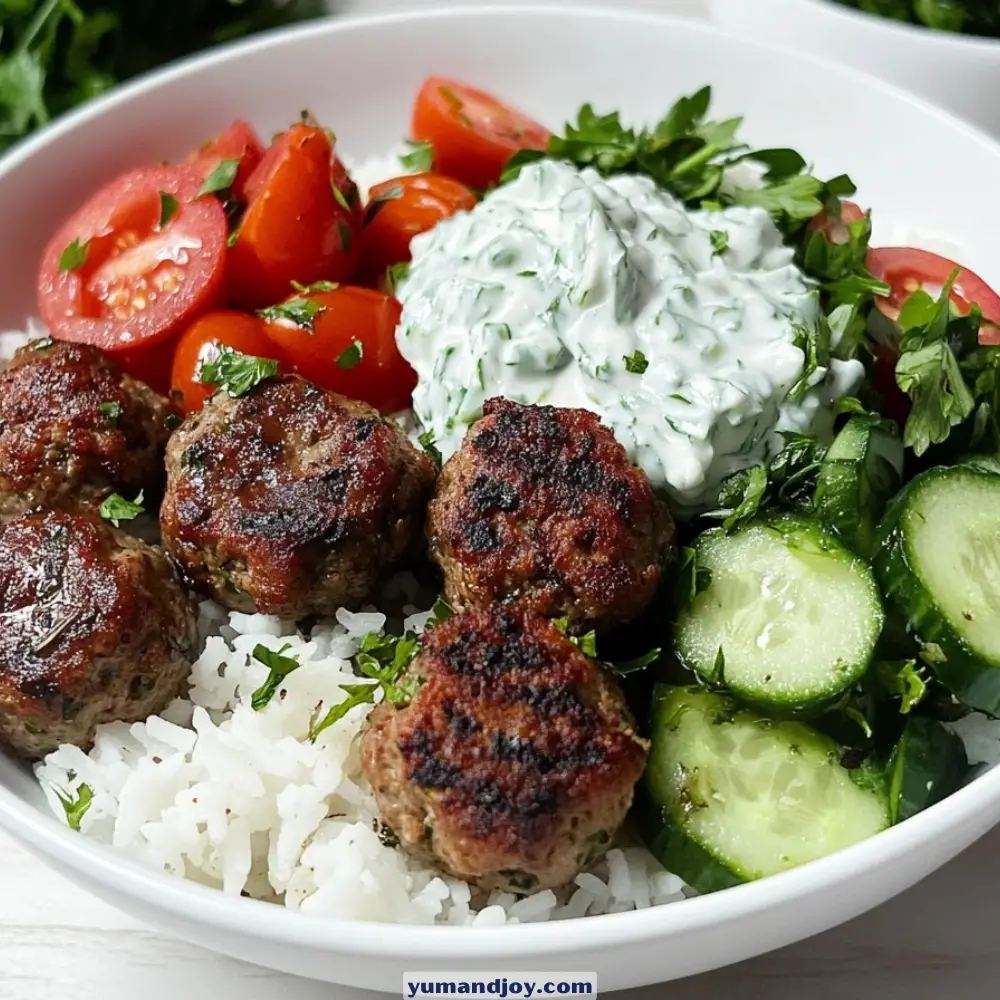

{"left": 395, "top": 160, "right": 862, "bottom": 511}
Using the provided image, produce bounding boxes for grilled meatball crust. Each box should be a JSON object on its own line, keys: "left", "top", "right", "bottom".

{"left": 160, "top": 376, "right": 436, "bottom": 618}
{"left": 0, "top": 510, "right": 197, "bottom": 758}
{"left": 428, "top": 398, "right": 675, "bottom": 634}
{"left": 0, "top": 339, "right": 176, "bottom": 518}
{"left": 361, "top": 607, "right": 648, "bottom": 892}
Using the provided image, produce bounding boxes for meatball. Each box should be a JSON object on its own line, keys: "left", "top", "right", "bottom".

{"left": 0, "top": 509, "right": 197, "bottom": 758}
{"left": 0, "top": 339, "right": 176, "bottom": 518}
{"left": 428, "top": 398, "right": 675, "bottom": 634}
{"left": 160, "top": 376, "right": 436, "bottom": 618}
{"left": 361, "top": 607, "right": 648, "bottom": 892}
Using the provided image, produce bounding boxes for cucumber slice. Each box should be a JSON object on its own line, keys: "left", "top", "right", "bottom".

{"left": 887, "top": 716, "right": 968, "bottom": 823}
{"left": 813, "top": 415, "right": 903, "bottom": 557}
{"left": 673, "top": 514, "right": 884, "bottom": 714}
{"left": 874, "top": 465, "right": 1000, "bottom": 714}
{"left": 641, "top": 686, "right": 890, "bottom": 889}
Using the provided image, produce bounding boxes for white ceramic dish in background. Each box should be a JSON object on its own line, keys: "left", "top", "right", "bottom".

{"left": 709, "top": 0, "right": 1000, "bottom": 136}
{"left": 2, "top": 3, "right": 1000, "bottom": 992}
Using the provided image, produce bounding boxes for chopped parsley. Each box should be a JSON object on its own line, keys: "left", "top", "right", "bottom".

{"left": 623, "top": 350, "right": 648, "bottom": 374}
{"left": 709, "top": 229, "right": 729, "bottom": 256}
{"left": 364, "top": 183, "right": 404, "bottom": 225}
{"left": 356, "top": 631, "right": 422, "bottom": 705}
{"left": 385, "top": 261, "right": 411, "bottom": 295}
{"left": 58, "top": 238, "right": 88, "bottom": 272}
{"left": 99, "top": 490, "right": 145, "bottom": 526}
{"left": 400, "top": 139, "right": 434, "bottom": 173}
{"left": 609, "top": 648, "right": 662, "bottom": 676}
{"left": 331, "top": 183, "right": 351, "bottom": 213}
{"left": 516, "top": 270, "right": 537, "bottom": 278}
{"left": 257, "top": 297, "right": 326, "bottom": 332}
{"left": 99, "top": 401, "right": 123, "bottom": 424}
{"left": 418, "top": 429, "right": 443, "bottom": 468}
{"left": 251, "top": 644, "right": 300, "bottom": 711}
{"left": 197, "top": 157, "right": 240, "bottom": 198}
{"left": 159, "top": 191, "right": 179, "bottom": 228}
{"left": 309, "top": 683, "right": 377, "bottom": 741}
{"left": 336, "top": 339, "right": 364, "bottom": 370}
{"left": 164, "top": 413, "right": 181, "bottom": 430}
{"left": 31, "top": 337, "right": 54, "bottom": 350}
{"left": 338, "top": 220, "right": 352, "bottom": 253}
{"left": 55, "top": 783, "right": 94, "bottom": 831}
{"left": 427, "top": 596, "right": 454, "bottom": 627}
{"left": 198, "top": 345, "right": 279, "bottom": 397}
{"left": 291, "top": 279, "right": 339, "bottom": 294}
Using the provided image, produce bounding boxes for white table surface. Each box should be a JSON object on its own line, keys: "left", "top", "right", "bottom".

{"left": 6, "top": 0, "right": 999, "bottom": 997}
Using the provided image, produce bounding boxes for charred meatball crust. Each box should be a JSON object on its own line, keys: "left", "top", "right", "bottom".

{"left": 361, "top": 607, "right": 648, "bottom": 892}
{"left": 0, "top": 510, "right": 197, "bottom": 758}
{"left": 160, "top": 377, "right": 436, "bottom": 618}
{"left": 428, "top": 398, "right": 675, "bottom": 634}
{"left": 0, "top": 339, "right": 176, "bottom": 518}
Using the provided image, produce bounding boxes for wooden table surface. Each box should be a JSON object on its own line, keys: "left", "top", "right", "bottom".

{"left": 5, "top": 1, "right": 999, "bottom": 997}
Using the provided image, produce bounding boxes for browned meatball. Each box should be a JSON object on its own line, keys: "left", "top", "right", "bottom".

{"left": 361, "top": 607, "right": 648, "bottom": 893}
{"left": 0, "top": 339, "right": 177, "bottom": 518}
{"left": 160, "top": 376, "right": 436, "bottom": 618}
{"left": 0, "top": 509, "right": 197, "bottom": 758}
{"left": 428, "top": 398, "right": 675, "bottom": 634}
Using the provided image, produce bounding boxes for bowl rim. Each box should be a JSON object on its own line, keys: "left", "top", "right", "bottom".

{"left": 3, "top": 0, "right": 1000, "bottom": 959}
{"left": 791, "top": 0, "right": 1000, "bottom": 50}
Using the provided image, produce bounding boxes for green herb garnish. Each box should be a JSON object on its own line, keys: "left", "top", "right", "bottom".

{"left": 257, "top": 297, "right": 326, "bottom": 332}
{"left": 251, "top": 643, "right": 300, "bottom": 710}
{"left": 197, "top": 157, "right": 240, "bottom": 198}
{"left": 418, "top": 429, "right": 443, "bottom": 468}
{"left": 623, "top": 350, "right": 648, "bottom": 374}
{"left": 55, "top": 783, "right": 94, "bottom": 831}
{"left": 336, "top": 339, "right": 363, "bottom": 370}
{"left": 198, "top": 345, "right": 279, "bottom": 396}
{"left": 99, "top": 490, "right": 144, "bottom": 525}
{"left": 400, "top": 139, "right": 434, "bottom": 172}
{"left": 709, "top": 230, "right": 729, "bottom": 256}
{"left": 290, "top": 279, "right": 339, "bottom": 294}
{"left": 158, "top": 191, "right": 179, "bottom": 228}
{"left": 309, "top": 683, "right": 377, "bottom": 741}
{"left": 58, "top": 238, "right": 88, "bottom": 272}
{"left": 99, "top": 401, "right": 122, "bottom": 423}
{"left": 331, "top": 183, "right": 351, "bottom": 213}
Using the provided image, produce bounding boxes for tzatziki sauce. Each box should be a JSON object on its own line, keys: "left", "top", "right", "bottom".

{"left": 395, "top": 160, "right": 862, "bottom": 511}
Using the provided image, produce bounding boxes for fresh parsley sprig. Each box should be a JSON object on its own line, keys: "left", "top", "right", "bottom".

{"left": 198, "top": 345, "right": 279, "bottom": 397}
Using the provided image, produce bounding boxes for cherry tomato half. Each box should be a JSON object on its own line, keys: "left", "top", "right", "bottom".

{"left": 867, "top": 247, "right": 1000, "bottom": 344}
{"left": 171, "top": 310, "right": 281, "bottom": 412}
{"left": 186, "top": 119, "right": 265, "bottom": 205}
{"left": 228, "top": 124, "right": 360, "bottom": 309}
{"left": 37, "top": 165, "right": 228, "bottom": 352}
{"left": 360, "top": 173, "right": 477, "bottom": 282}
{"left": 412, "top": 76, "right": 549, "bottom": 190}
{"left": 806, "top": 199, "right": 865, "bottom": 245}
{"left": 117, "top": 337, "right": 179, "bottom": 396}
{"left": 260, "top": 286, "right": 414, "bottom": 413}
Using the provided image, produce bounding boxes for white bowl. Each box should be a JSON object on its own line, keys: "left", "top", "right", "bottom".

{"left": 3, "top": 3, "right": 1000, "bottom": 992}
{"left": 709, "top": 0, "right": 1000, "bottom": 136}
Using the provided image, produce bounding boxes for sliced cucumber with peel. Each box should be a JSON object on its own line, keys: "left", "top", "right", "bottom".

{"left": 673, "top": 514, "right": 884, "bottom": 715}
{"left": 874, "top": 465, "right": 1000, "bottom": 715}
{"left": 813, "top": 415, "right": 904, "bottom": 557}
{"left": 640, "top": 686, "right": 891, "bottom": 890}
{"left": 887, "top": 716, "right": 969, "bottom": 824}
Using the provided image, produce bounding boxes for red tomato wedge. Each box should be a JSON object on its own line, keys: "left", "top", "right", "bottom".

{"left": 186, "top": 119, "right": 264, "bottom": 204}
{"left": 228, "top": 124, "right": 360, "bottom": 309}
{"left": 360, "top": 173, "right": 477, "bottom": 282}
{"left": 807, "top": 199, "right": 864, "bottom": 245}
{"left": 260, "top": 286, "right": 414, "bottom": 413}
{"left": 412, "top": 76, "right": 549, "bottom": 190}
{"left": 37, "top": 165, "right": 228, "bottom": 352}
{"left": 172, "top": 310, "right": 282, "bottom": 412}
{"left": 867, "top": 247, "right": 1000, "bottom": 344}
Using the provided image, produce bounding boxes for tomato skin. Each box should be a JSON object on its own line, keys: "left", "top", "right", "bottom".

{"left": 807, "top": 199, "right": 864, "bottom": 245}
{"left": 260, "top": 287, "right": 414, "bottom": 413}
{"left": 187, "top": 119, "right": 264, "bottom": 204}
{"left": 867, "top": 247, "right": 1000, "bottom": 342}
{"left": 37, "top": 165, "right": 228, "bottom": 352}
{"left": 228, "top": 125, "right": 359, "bottom": 309}
{"left": 360, "top": 173, "right": 477, "bottom": 282}
{"left": 872, "top": 343, "right": 912, "bottom": 425}
{"left": 412, "top": 76, "right": 549, "bottom": 190}
{"left": 171, "top": 310, "right": 281, "bottom": 412}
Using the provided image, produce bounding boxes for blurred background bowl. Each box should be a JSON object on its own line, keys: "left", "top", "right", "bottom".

{"left": 708, "top": 0, "right": 1000, "bottom": 136}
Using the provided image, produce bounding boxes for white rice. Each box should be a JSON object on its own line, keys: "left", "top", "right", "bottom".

{"left": 35, "top": 579, "right": 690, "bottom": 925}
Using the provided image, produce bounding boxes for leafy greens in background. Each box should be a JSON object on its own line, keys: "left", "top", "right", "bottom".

{"left": 0, "top": 0, "right": 328, "bottom": 152}
{"left": 833, "top": 0, "right": 1000, "bottom": 38}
